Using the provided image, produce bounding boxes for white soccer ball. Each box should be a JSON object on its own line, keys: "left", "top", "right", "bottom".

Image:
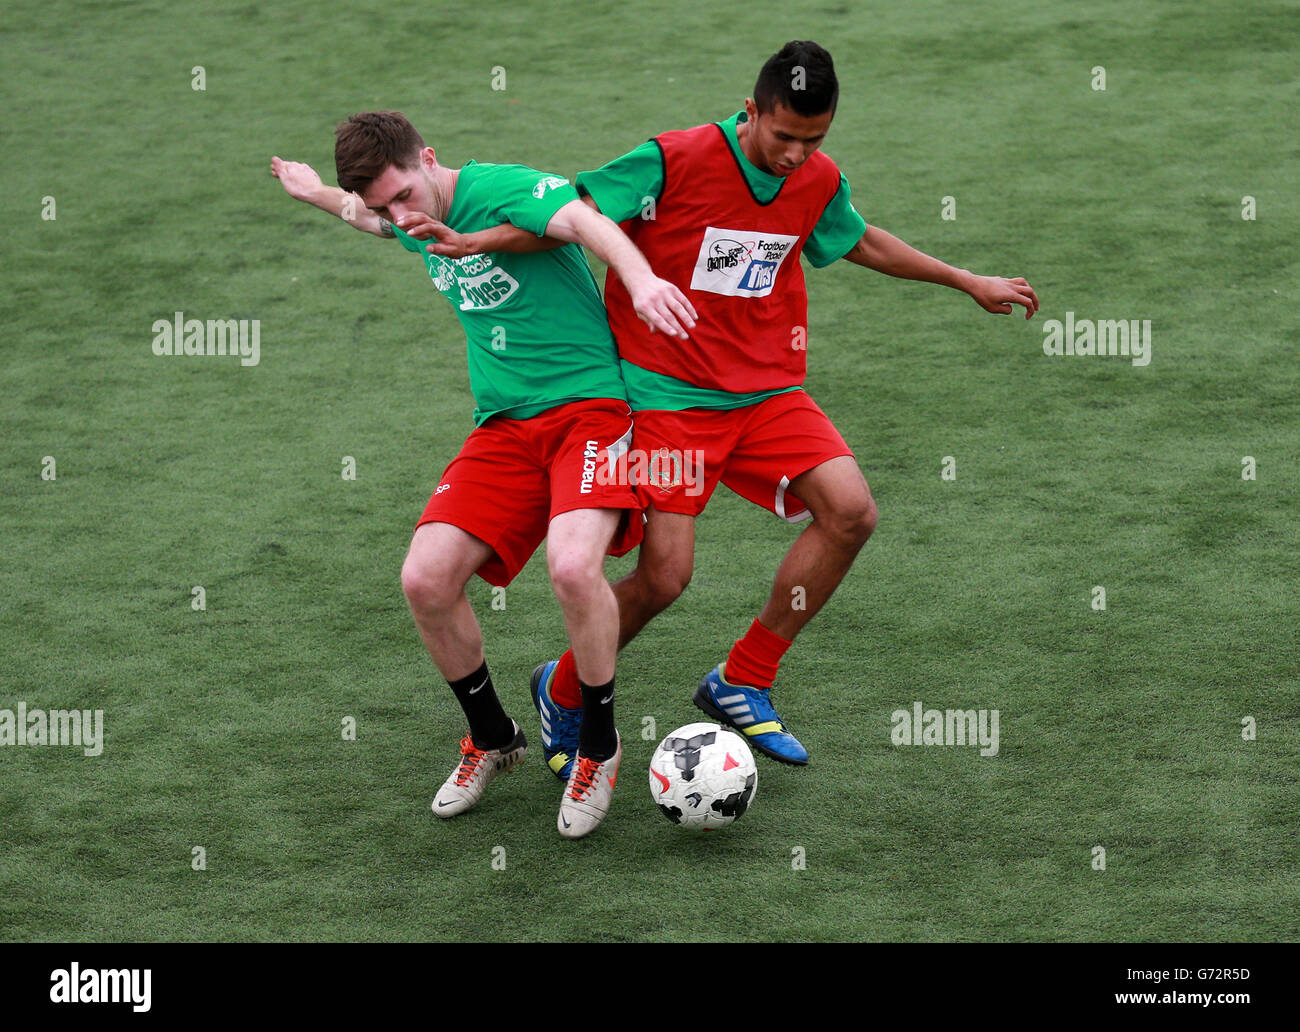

{"left": 648, "top": 722, "right": 758, "bottom": 830}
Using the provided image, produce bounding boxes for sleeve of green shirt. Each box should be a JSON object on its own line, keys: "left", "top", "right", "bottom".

{"left": 574, "top": 141, "right": 665, "bottom": 223}
{"left": 803, "top": 173, "right": 868, "bottom": 268}
{"left": 483, "top": 165, "right": 583, "bottom": 237}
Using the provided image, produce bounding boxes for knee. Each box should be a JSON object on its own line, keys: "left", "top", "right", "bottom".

{"left": 638, "top": 561, "right": 691, "bottom": 614}
{"left": 401, "top": 554, "right": 460, "bottom": 616}
{"left": 548, "top": 553, "right": 605, "bottom": 609}
{"left": 823, "top": 492, "right": 877, "bottom": 551}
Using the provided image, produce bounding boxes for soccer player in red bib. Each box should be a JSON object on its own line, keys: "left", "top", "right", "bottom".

{"left": 432, "top": 43, "right": 1037, "bottom": 771}
{"left": 271, "top": 112, "right": 695, "bottom": 837}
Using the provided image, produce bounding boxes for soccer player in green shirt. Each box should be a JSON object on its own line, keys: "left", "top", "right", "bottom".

{"left": 271, "top": 111, "right": 695, "bottom": 838}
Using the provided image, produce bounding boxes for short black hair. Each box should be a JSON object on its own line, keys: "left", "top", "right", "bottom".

{"left": 753, "top": 41, "right": 838, "bottom": 117}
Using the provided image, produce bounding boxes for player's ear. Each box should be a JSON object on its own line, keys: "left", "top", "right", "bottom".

{"left": 743, "top": 97, "right": 758, "bottom": 121}
{"left": 420, "top": 146, "right": 438, "bottom": 171}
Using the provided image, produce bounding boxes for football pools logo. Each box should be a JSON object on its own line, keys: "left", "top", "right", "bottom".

{"left": 690, "top": 226, "right": 799, "bottom": 298}
{"left": 424, "top": 252, "right": 520, "bottom": 311}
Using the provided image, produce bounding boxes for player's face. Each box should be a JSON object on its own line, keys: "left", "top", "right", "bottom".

{"left": 744, "top": 98, "right": 834, "bottom": 177}
{"left": 361, "top": 148, "right": 438, "bottom": 222}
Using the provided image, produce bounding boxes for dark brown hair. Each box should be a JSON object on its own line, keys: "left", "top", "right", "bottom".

{"left": 334, "top": 111, "right": 425, "bottom": 194}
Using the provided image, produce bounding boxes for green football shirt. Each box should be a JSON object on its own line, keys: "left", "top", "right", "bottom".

{"left": 576, "top": 111, "right": 867, "bottom": 412}
{"left": 393, "top": 161, "right": 626, "bottom": 426}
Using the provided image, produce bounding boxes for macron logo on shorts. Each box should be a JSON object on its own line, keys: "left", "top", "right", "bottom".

{"left": 690, "top": 226, "right": 800, "bottom": 299}
{"left": 579, "top": 440, "right": 598, "bottom": 495}
{"left": 577, "top": 426, "right": 631, "bottom": 496}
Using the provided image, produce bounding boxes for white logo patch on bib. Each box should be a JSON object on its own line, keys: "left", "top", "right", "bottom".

{"left": 689, "top": 226, "right": 800, "bottom": 298}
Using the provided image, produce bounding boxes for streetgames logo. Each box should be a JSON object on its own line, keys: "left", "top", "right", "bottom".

{"left": 532, "top": 175, "right": 568, "bottom": 199}
{"left": 690, "top": 226, "right": 800, "bottom": 298}
{"left": 423, "top": 252, "right": 521, "bottom": 311}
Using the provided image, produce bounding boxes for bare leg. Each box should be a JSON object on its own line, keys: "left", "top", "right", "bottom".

{"left": 546, "top": 508, "right": 621, "bottom": 685}
{"left": 756, "top": 455, "right": 877, "bottom": 641}
{"left": 400, "top": 521, "right": 495, "bottom": 680}
{"left": 611, "top": 507, "right": 697, "bottom": 649}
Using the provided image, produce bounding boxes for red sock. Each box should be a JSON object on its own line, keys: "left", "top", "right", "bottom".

{"left": 551, "top": 649, "right": 583, "bottom": 709}
{"left": 724, "top": 619, "right": 792, "bottom": 690}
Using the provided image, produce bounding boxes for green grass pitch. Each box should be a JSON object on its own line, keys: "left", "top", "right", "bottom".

{"left": 1, "top": 0, "right": 1296, "bottom": 942}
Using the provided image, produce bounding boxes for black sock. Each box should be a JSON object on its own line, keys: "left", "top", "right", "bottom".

{"left": 448, "top": 662, "right": 513, "bottom": 749}
{"left": 578, "top": 677, "right": 618, "bottom": 762}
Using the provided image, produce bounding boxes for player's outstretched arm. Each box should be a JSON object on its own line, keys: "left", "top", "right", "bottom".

{"left": 844, "top": 224, "right": 1039, "bottom": 319}
{"left": 545, "top": 199, "right": 697, "bottom": 339}
{"left": 401, "top": 193, "right": 606, "bottom": 257}
{"left": 270, "top": 156, "right": 394, "bottom": 237}
{"left": 394, "top": 213, "right": 564, "bottom": 258}
{"left": 397, "top": 194, "right": 605, "bottom": 260}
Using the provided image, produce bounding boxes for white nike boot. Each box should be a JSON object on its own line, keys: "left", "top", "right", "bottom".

{"left": 557, "top": 732, "right": 621, "bottom": 839}
{"left": 432, "top": 721, "right": 527, "bottom": 818}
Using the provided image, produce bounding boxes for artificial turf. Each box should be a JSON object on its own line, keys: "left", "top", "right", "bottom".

{"left": 1, "top": 0, "right": 1296, "bottom": 941}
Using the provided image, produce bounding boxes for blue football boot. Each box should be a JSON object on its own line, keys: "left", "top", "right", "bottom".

{"left": 692, "top": 663, "right": 809, "bottom": 765}
{"left": 531, "top": 660, "right": 583, "bottom": 780}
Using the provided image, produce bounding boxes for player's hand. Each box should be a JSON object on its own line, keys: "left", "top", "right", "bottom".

{"left": 393, "top": 213, "right": 471, "bottom": 256}
{"left": 628, "top": 275, "right": 698, "bottom": 339}
{"left": 270, "top": 156, "right": 324, "bottom": 202}
{"left": 966, "top": 275, "right": 1039, "bottom": 319}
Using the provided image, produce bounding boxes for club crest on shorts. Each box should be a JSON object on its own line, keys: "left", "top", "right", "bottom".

{"left": 647, "top": 447, "right": 683, "bottom": 492}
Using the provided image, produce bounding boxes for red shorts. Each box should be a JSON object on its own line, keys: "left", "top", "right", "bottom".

{"left": 632, "top": 390, "right": 853, "bottom": 520}
{"left": 417, "top": 398, "right": 643, "bottom": 586}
